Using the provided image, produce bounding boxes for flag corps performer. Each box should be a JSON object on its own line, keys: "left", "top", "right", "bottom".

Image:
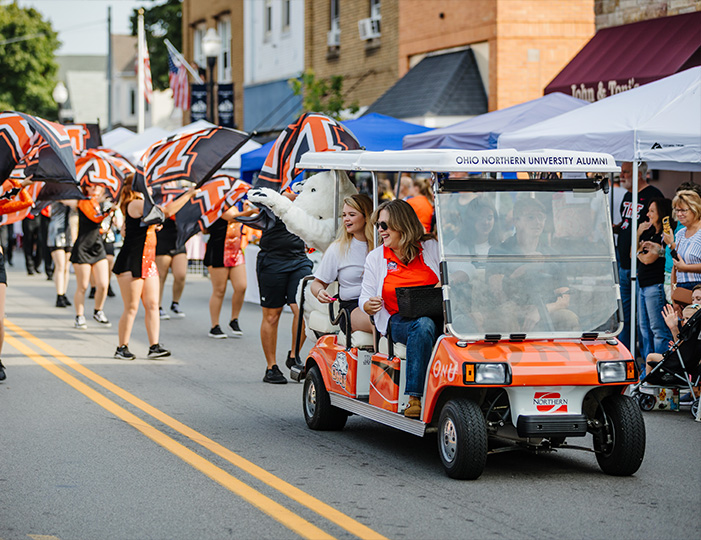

{"left": 0, "top": 177, "right": 35, "bottom": 380}
{"left": 112, "top": 174, "right": 198, "bottom": 361}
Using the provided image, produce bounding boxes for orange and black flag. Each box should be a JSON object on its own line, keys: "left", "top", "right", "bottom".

{"left": 76, "top": 148, "right": 133, "bottom": 201}
{"left": 171, "top": 174, "right": 250, "bottom": 248}
{"left": 64, "top": 123, "right": 102, "bottom": 152}
{"left": 0, "top": 111, "right": 77, "bottom": 184}
{"left": 255, "top": 112, "right": 360, "bottom": 192}
{"left": 136, "top": 127, "right": 250, "bottom": 190}
{"left": 134, "top": 126, "right": 250, "bottom": 225}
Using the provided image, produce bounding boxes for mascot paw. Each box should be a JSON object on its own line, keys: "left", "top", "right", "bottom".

{"left": 247, "top": 187, "right": 292, "bottom": 215}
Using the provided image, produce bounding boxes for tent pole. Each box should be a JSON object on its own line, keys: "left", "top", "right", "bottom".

{"left": 629, "top": 159, "right": 639, "bottom": 359}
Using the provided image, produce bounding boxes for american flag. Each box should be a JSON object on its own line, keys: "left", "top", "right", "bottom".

{"left": 168, "top": 49, "right": 190, "bottom": 110}
{"left": 141, "top": 33, "right": 153, "bottom": 103}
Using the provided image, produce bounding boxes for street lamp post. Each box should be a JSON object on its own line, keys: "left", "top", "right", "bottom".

{"left": 52, "top": 81, "right": 68, "bottom": 123}
{"left": 202, "top": 28, "right": 222, "bottom": 124}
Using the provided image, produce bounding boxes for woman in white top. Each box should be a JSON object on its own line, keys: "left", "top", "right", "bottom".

{"left": 664, "top": 190, "right": 701, "bottom": 292}
{"left": 309, "top": 193, "right": 374, "bottom": 334}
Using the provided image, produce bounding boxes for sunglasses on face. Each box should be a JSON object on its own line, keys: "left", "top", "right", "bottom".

{"left": 375, "top": 221, "right": 389, "bottom": 231}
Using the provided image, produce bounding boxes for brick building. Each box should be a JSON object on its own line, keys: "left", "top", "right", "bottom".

{"left": 306, "top": 0, "right": 595, "bottom": 124}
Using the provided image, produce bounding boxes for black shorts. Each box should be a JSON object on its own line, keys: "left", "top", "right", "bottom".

{"left": 256, "top": 254, "right": 312, "bottom": 309}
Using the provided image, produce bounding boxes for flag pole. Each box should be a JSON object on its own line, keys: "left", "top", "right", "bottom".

{"left": 164, "top": 38, "right": 204, "bottom": 84}
{"left": 137, "top": 9, "right": 145, "bottom": 134}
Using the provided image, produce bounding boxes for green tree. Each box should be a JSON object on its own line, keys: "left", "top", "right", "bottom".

{"left": 131, "top": 0, "right": 182, "bottom": 91}
{"left": 0, "top": 3, "right": 60, "bottom": 118}
{"left": 289, "top": 70, "right": 359, "bottom": 120}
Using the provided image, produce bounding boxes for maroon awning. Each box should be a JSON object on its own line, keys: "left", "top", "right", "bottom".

{"left": 545, "top": 11, "right": 701, "bottom": 101}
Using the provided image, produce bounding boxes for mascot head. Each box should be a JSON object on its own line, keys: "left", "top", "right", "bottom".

{"left": 292, "top": 170, "right": 357, "bottom": 221}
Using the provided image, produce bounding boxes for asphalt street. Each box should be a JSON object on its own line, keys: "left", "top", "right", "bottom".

{"left": 0, "top": 259, "right": 699, "bottom": 540}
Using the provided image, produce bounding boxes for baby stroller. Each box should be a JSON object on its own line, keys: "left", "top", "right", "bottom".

{"left": 631, "top": 309, "right": 701, "bottom": 419}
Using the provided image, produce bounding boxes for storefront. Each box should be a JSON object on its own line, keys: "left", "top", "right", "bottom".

{"left": 545, "top": 11, "right": 700, "bottom": 102}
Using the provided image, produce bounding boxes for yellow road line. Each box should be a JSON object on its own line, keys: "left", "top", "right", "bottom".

{"left": 5, "top": 334, "right": 335, "bottom": 540}
{"left": 6, "top": 321, "right": 389, "bottom": 540}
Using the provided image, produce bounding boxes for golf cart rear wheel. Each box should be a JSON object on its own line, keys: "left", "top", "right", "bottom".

{"left": 303, "top": 365, "right": 348, "bottom": 431}
{"left": 437, "top": 399, "right": 487, "bottom": 480}
{"left": 594, "top": 394, "right": 646, "bottom": 476}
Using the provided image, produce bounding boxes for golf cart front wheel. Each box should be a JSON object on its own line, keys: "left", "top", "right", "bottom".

{"left": 437, "top": 399, "right": 487, "bottom": 480}
{"left": 594, "top": 394, "right": 646, "bottom": 476}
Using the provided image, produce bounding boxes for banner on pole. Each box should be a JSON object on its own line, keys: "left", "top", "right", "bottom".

{"left": 190, "top": 84, "right": 208, "bottom": 122}
{"left": 217, "top": 84, "right": 234, "bottom": 128}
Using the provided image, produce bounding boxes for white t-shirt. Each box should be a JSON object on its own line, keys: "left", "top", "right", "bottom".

{"left": 314, "top": 238, "right": 368, "bottom": 300}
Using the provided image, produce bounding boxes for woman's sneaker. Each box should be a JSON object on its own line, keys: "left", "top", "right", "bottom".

{"left": 62, "top": 294, "right": 72, "bottom": 306}
{"left": 56, "top": 294, "right": 67, "bottom": 308}
{"left": 0, "top": 359, "right": 6, "bottom": 381}
{"left": 208, "top": 325, "right": 227, "bottom": 339}
{"left": 93, "top": 310, "right": 112, "bottom": 327}
{"left": 147, "top": 344, "right": 171, "bottom": 359}
{"left": 170, "top": 302, "right": 186, "bottom": 318}
{"left": 229, "top": 319, "right": 243, "bottom": 337}
{"left": 263, "top": 364, "right": 287, "bottom": 384}
{"left": 114, "top": 346, "right": 135, "bottom": 361}
{"left": 74, "top": 315, "right": 87, "bottom": 329}
{"left": 159, "top": 307, "right": 170, "bottom": 320}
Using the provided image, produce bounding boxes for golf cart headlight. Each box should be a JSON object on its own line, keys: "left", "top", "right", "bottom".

{"left": 475, "top": 363, "right": 509, "bottom": 384}
{"left": 598, "top": 361, "right": 636, "bottom": 383}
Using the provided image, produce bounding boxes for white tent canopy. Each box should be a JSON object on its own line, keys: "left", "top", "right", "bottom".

{"left": 498, "top": 67, "right": 701, "bottom": 172}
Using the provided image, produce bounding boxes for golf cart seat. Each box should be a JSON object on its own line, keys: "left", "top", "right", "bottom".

{"left": 304, "top": 281, "right": 340, "bottom": 337}
{"left": 378, "top": 337, "right": 407, "bottom": 359}
{"left": 337, "top": 329, "right": 374, "bottom": 349}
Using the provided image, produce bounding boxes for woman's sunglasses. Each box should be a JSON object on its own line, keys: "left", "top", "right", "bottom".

{"left": 375, "top": 221, "right": 389, "bottom": 231}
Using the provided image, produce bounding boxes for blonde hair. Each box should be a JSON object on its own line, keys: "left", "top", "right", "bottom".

{"left": 412, "top": 177, "right": 434, "bottom": 206}
{"left": 335, "top": 193, "right": 374, "bottom": 254}
{"left": 374, "top": 199, "right": 433, "bottom": 264}
{"left": 672, "top": 190, "right": 701, "bottom": 222}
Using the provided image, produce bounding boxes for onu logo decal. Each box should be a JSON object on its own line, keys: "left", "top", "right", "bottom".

{"left": 533, "top": 392, "right": 568, "bottom": 413}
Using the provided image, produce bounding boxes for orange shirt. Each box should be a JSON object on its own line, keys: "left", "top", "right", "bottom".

{"left": 381, "top": 245, "right": 439, "bottom": 315}
{"left": 407, "top": 195, "right": 434, "bottom": 232}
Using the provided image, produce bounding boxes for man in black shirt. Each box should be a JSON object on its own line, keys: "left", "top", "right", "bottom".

{"left": 614, "top": 161, "right": 663, "bottom": 353}
{"left": 256, "top": 205, "right": 312, "bottom": 384}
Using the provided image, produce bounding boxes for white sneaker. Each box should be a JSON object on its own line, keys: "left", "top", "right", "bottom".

{"left": 159, "top": 307, "right": 170, "bottom": 320}
{"left": 93, "top": 310, "right": 112, "bottom": 327}
{"left": 74, "top": 315, "right": 87, "bottom": 329}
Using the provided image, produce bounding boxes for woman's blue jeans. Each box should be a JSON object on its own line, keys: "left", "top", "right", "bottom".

{"left": 637, "top": 283, "right": 673, "bottom": 360}
{"left": 389, "top": 314, "right": 440, "bottom": 397}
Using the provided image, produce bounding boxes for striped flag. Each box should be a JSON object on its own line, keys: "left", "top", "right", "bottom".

{"left": 140, "top": 33, "right": 153, "bottom": 103}
{"left": 167, "top": 48, "right": 190, "bottom": 110}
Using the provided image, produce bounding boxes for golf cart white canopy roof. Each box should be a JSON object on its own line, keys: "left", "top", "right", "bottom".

{"left": 296, "top": 148, "right": 619, "bottom": 174}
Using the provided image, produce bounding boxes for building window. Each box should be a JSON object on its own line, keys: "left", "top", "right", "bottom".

{"left": 218, "top": 18, "right": 232, "bottom": 82}
{"left": 328, "top": 0, "right": 340, "bottom": 47}
{"left": 370, "top": 0, "right": 381, "bottom": 19}
{"left": 129, "top": 87, "right": 136, "bottom": 116}
{"left": 282, "top": 0, "right": 291, "bottom": 32}
{"left": 193, "top": 24, "right": 206, "bottom": 68}
{"left": 264, "top": 0, "right": 273, "bottom": 42}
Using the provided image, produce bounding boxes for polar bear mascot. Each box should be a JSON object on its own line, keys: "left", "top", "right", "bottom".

{"left": 247, "top": 169, "right": 357, "bottom": 253}
{"left": 247, "top": 170, "right": 358, "bottom": 344}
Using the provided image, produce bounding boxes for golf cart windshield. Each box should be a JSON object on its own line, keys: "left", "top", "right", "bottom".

{"left": 437, "top": 180, "right": 622, "bottom": 340}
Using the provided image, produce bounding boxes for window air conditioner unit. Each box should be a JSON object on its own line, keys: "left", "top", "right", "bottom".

{"left": 358, "top": 17, "right": 381, "bottom": 40}
{"left": 327, "top": 28, "right": 340, "bottom": 47}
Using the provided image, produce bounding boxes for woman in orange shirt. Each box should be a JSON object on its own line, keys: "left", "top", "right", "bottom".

{"left": 407, "top": 177, "right": 434, "bottom": 233}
